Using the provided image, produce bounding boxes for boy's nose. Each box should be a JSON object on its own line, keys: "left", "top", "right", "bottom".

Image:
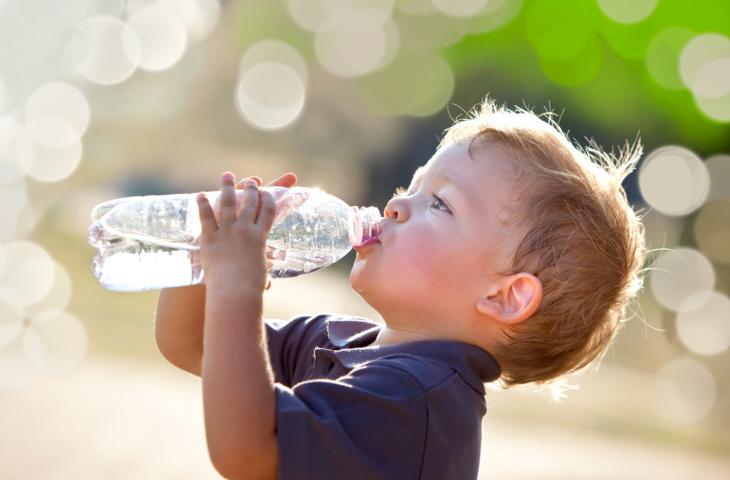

{"left": 384, "top": 198, "right": 406, "bottom": 222}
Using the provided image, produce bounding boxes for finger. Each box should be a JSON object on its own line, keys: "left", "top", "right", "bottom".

{"left": 238, "top": 178, "right": 259, "bottom": 223}
{"left": 256, "top": 190, "right": 277, "bottom": 231}
{"left": 264, "top": 278, "right": 272, "bottom": 290}
{"left": 219, "top": 171, "right": 237, "bottom": 226}
{"left": 236, "top": 176, "right": 262, "bottom": 189}
{"left": 196, "top": 193, "right": 217, "bottom": 238}
{"left": 264, "top": 172, "right": 297, "bottom": 188}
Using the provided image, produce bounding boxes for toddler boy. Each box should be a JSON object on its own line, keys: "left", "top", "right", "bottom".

{"left": 155, "top": 97, "right": 646, "bottom": 479}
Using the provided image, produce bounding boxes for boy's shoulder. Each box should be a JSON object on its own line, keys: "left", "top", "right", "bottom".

{"left": 267, "top": 313, "right": 500, "bottom": 395}
{"left": 359, "top": 353, "right": 461, "bottom": 393}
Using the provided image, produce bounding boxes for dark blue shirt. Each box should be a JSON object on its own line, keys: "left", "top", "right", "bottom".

{"left": 265, "top": 314, "right": 501, "bottom": 480}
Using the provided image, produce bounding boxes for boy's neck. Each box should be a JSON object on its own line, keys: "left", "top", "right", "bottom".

{"left": 370, "top": 326, "right": 442, "bottom": 347}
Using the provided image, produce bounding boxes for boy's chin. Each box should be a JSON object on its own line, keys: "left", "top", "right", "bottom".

{"left": 349, "top": 262, "right": 374, "bottom": 295}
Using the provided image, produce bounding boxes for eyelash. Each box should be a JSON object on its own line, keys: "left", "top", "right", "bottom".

{"left": 392, "top": 187, "right": 451, "bottom": 213}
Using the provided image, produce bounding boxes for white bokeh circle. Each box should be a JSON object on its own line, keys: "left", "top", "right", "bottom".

{"left": 639, "top": 146, "right": 709, "bottom": 216}
{"left": 235, "top": 63, "right": 306, "bottom": 130}
{"left": 649, "top": 247, "right": 715, "bottom": 312}
{"left": 76, "top": 16, "right": 141, "bottom": 85}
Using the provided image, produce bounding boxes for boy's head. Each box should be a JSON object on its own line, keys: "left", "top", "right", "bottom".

{"left": 349, "top": 97, "right": 647, "bottom": 387}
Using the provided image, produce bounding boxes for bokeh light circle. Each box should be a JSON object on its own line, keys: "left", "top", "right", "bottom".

{"left": 0, "top": 288, "right": 24, "bottom": 348}
{"left": 0, "top": 115, "right": 20, "bottom": 139}
{"left": 26, "top": 311, "right": 88, "bottom": 376}
{"left": 0, "top": 162, "right": 27, "bottom": 241}
{"left": 238, "top": 40, "right": 309, "bottom": 85}
{"left": 288, "top": 0, "right": 393, "bottom": 32}
{"left": 527, "top": 2, "right": 590, "bottom": 60}
{"left": 15, "top": 128, "right": 83, "bottom": 183}
{"left": 526, "top": 1, "right": 602, "bottom": 86}
{"left": 396, "top": 10, "right": 469, "bottom": 50}
{"left": 24, "top": 83, "right": 90, "bottom": 139}
{"left": 235, "top": 63, "right": 306, "bottom": 130}
{"left": 357, "top": 51, "right": 454, "bottom": 117}
{"left": 649, "top": 248, "right": 715, "bottom": 312}
{"left": 679, "top": 33, "right": 730, "bottom": 94}
{"left": 76, "top": 16, "right": 141, "bottom": 85}
{"left": 84, "top": 0, "right": 125, "bottom": 17}
{"left": 653, "top": 357, "right": 716, "bottom": 423}
{"left": 676, "top": 291, "right": 730, "bottom": 356}
{"left": 158, "top": 0, "right": 221, "bottom": 42}
{"left": 0, "top": 115, "right": 22, "bottom": 165}
{"left": 0, "top": 331, "right": 40, "bottom": 388}
{"left": 705, "top": 154, "right": 730, "bottom": 201}
{"left": 287, "top": 0, "right": 348, "bottom": 32}
{"left": 0, "top": 75, "right": 6, "bottom": 112}
{"left": 692, "top": 56, "right": 730, "bottom": 98}
{"left": 693, "top": 200, "right": 730, "bottom": 265}
{"left": 638, "top": 146, "right": 709, "bottom": 216}
{"left": 315, "top": 12, "right": 391, "bottom": 78}
{"left": 679, "top": 33, "right": 730, "bottom": 121}
{"left": 432, "top": 0, "right": 488, "bottom": 18}
{"left": 468, "top": 0, "right": 524, "bottom": 34}
{"left": 25, "top": 117, "right": 80, "bottom": 148}
{"left": 645, "top": 27, "right": 696, "bottom": 90}
{"left": 597, "top": 0, "right": 658, "bottom": 24}
{"left": 128, "top": 5, "right": 188, "bottom": 72}
{"left": 24, "top": 261, "right": 73, "bottom": 319}
{"left": 398, "top": 0, "right": 437, "bottom": 15}
{"left": 694, "top": 91, "right": 730, "bottom": 122}
{"left": 0, "top": 241, "right": 55, "bottom": 307}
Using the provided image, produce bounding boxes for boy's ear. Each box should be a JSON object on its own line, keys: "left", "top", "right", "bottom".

{"left": 476, "top": 273, "right": 542, "bottom": 325}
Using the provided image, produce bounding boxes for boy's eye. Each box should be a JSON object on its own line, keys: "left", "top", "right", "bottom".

{"left": 392, "top": 187, "right": 451, "bottom": 214}
{"left": 429, "top": 194, "right": 451, "bottom": 213}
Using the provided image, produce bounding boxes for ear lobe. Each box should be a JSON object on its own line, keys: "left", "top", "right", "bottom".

{"left": 476, "top": 273, "right": 543, "bottom": 325}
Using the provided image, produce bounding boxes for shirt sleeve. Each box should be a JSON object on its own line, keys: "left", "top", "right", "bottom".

{"left": 275, "top": 360, "right": 427, "bottom": 480}
{"left": 265, "top": 315, "right": 329, "bottom": 387}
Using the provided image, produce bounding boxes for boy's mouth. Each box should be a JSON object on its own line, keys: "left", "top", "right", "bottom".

{"left": 354, "top": 238, "right": 380, "bottom": 253}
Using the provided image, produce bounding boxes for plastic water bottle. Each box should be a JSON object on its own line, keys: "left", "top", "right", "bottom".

{"left": 87, "top": 186, "right": 383, "bottom": 292}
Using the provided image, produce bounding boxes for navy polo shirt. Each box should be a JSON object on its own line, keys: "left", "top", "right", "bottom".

{"left": 265, "top": 313, "right": 501, "bottom": 480}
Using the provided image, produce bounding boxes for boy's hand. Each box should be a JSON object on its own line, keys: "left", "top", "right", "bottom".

{"left": 236, "top": 172, "right": 297, "bottom": 191}
{"left": 196, "top": 172, "right": 277, "bottom": 295}
{"left": 236, "top": 172, "right": 297, "bottom": 291}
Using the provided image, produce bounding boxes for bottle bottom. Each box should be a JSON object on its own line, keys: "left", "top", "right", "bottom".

{"left": 93, "top": 243, "right": 203, "bottom": 292}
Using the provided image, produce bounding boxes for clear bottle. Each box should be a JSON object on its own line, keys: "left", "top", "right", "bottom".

{"left": 88, "top": 186, "right": 383, "bottom": 292}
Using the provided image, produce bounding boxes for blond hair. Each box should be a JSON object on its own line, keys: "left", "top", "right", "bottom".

{"left": 441, "top": 97, "right": 647, "bottom": 387}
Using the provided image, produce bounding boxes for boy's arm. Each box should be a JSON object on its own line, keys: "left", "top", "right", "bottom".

{"left": 202, "top": 284, "right": 277, "bottom": 480}
{"left": 197, "top": 173, "right": 278, "bottom": 480}
{"left": 154, "top": 284, "right": 206, "bottom": 375}
{"left": 154, "top": 173, "right": 297, "bottom": 376}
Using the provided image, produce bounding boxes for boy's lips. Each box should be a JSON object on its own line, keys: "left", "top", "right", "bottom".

{"left": 354, "top": 238, "right": 380, "bottom": 253}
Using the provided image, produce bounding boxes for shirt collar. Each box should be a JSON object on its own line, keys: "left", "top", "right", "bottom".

{"left": 325, "top": 317, "right": 501, "bottom": 394}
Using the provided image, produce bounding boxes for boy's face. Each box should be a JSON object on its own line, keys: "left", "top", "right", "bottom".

{"left": 350, "top": 140, "right": 521, "bottom": 337}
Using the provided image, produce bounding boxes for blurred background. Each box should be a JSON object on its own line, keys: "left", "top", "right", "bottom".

{"left": 1, "top": 0, "right": 729, "bottom": 478}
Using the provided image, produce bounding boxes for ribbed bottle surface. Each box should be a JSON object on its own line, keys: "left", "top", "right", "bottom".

{"left": 88, "top": 186, "right": 382, "bottom": 291}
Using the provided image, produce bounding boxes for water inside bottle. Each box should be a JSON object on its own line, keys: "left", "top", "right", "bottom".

{"left": 89, "top": 187, "right": 382, "bottom": 290}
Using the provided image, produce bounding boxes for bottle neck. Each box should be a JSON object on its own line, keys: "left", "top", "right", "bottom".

{"left": 352, "top": 206, "right": 384, "bottom": 246}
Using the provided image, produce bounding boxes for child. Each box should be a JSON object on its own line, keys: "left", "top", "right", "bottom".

{"left": 155, "top": 97, "right": 647, "bottom": 479}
